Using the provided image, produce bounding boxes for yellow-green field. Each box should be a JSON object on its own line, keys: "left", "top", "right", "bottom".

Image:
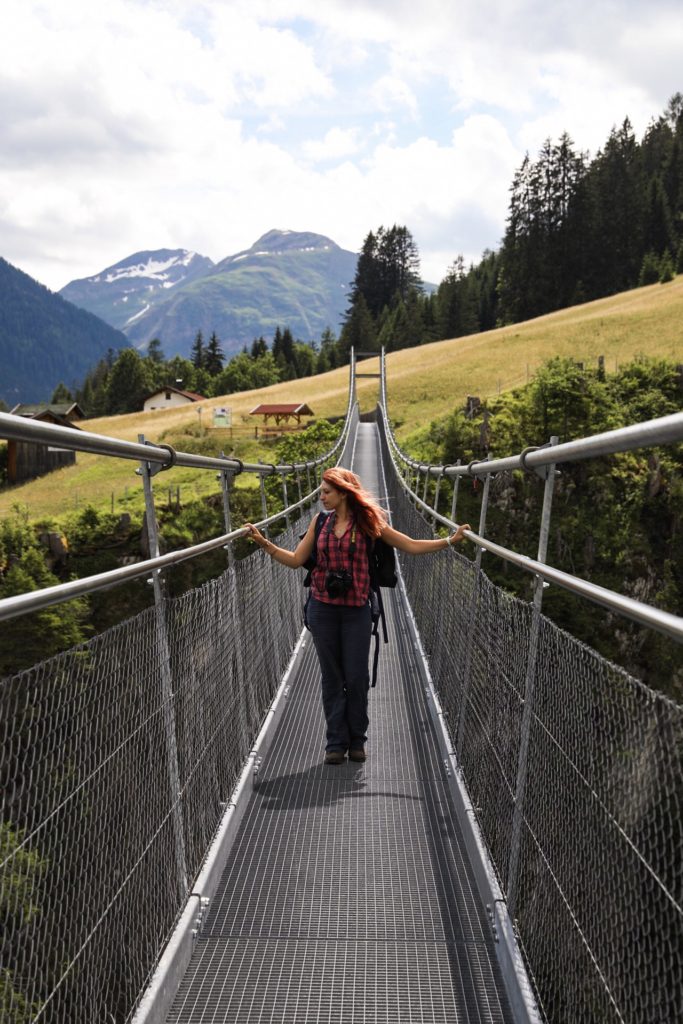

{"left": 2, "top": 275, "right": 682, "bottom": 523}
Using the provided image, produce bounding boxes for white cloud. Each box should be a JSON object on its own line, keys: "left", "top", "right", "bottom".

{"left": 0, "top": 0, "right": 681, "bottom": 294}
{"left": 303, "top": 127, "right": 361, "bottom": 162}
{"left": 369, "top": 75, "right": 419, "bottom": 117}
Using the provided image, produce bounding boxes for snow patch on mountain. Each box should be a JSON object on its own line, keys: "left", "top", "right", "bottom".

{"left": 104, "top": 252, "right": 199, "bottom": 284}
{"left": 125, "top": 303, "right": 151, "bottom": 325}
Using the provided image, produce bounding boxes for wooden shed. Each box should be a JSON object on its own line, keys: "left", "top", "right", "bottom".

{"left": 6, "top": 405, "right": 83, "bottom": 484}
{"left": 249, "top": 403, "right": 314, "bottom": 427}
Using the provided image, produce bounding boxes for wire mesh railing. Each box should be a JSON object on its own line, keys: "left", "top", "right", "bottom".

{"left": 2, "top": 342, "right": 682, "bottom": 1024}
{"left": 0, "top": 378, "right": 359, "bottom": 1022}
{"left": 375, "top": 346, "right": 683, "bottom": 1024}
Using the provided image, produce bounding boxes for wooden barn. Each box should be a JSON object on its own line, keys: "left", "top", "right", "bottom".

{"left": 6, "top": 403, "right": 84, "bottom": 484}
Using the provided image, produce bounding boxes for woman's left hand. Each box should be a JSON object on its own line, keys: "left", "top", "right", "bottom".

{"left": 449, "top": 523, "right": 471, "bottom": 545}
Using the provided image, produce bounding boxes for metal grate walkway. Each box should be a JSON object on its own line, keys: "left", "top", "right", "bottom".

{"left": 165, "top": 423, "right": 515, "bottom": 1023}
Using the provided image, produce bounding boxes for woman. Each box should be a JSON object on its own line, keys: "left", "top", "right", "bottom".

{"left": 245, "top": 467, "right": 470, "bottom": 766}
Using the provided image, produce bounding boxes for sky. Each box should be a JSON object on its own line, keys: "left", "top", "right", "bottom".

{"left": 1, "top": 0, "right": 682, "bottom": 293}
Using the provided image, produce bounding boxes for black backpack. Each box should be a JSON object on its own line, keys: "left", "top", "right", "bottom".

{"left": 303, "top": 512, "right": 396, "bottom": 687}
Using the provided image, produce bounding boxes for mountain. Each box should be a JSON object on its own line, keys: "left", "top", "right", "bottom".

{"left": 60, "top": 230, "right": 358, "bottom": 359}
{"left": 60, "top": 248, "right": 215, "bottom": 333}
{"left": 0, "top": 258, "right": 129, "bottom": 407}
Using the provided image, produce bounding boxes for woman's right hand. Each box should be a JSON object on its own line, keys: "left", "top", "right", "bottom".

{"left": 244, "top": 523, "right": 267, "bottom": 548}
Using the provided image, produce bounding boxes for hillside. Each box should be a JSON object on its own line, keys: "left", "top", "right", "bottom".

{"left": 59, "top": 230, "right": 358, "bottom": 359}
{"left": 2, "top": 274, "right": 682, "bottom": 521}
{"left": 0, "top": 258, "right": 130, "bottom": 406}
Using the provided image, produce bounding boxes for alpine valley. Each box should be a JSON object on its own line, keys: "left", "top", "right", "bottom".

{"left": 60, "top": 229, "right": 358, "bottom": 360}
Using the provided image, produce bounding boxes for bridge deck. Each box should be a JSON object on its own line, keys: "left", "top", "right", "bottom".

{"left": 165, "top": 423, "right": 514, "bottom": 1023}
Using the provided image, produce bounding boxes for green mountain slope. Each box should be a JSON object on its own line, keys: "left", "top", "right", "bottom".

{"left": 57, "top": 230, "right": 357, "bottom": 359}
{"left": 0, "top": 258, "right": 129, "bottom": 406}
{"left": 122, "top": 230, "right": 356, "bottom": 355}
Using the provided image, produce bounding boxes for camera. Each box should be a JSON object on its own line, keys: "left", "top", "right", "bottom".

{"left": 325, "top": 569, "right": 353, "bottom": 598}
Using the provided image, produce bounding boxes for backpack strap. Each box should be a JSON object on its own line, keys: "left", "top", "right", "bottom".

{"left": 366, "top": 535, "right": 389, "bottom": 688}
{"left": 302, "top": 511, "right": 329, "bottom": 587}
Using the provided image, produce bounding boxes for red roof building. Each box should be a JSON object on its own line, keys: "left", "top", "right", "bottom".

{"left": 249, "top": 403, "right": 314, "bottom": 425}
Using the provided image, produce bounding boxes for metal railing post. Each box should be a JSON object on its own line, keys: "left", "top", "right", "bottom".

{"left": 474, "top": 454, "right": 494, "bottom": 571}
{"left": 219, "top": 458, "right": 235, "bottom": 569}
{"left": 281, "top": 470, "right": 290, "bottom": 528}
{"left": 258, "top": 465, "right": 270, "bottom": 537}
{"left": 137, "top": 435, "right": 188, "bottom": 893}
{"left": 433, "top": 468, "right": 444, "bottom": 515}
{"left": 422, "top": 466, "right": 431, "bottom": 508}
{"left": 507, "top": 437, "right": 559, "bottom": 918}
{"left": 456, "top": 454, "right": 493, "bottom": 757}
{"left": 450, "top": 460, "right": 462, "bottom": 523}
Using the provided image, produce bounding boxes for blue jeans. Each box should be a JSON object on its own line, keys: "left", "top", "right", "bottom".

{"left": 307, "top": 596, "right": 372, "bottom": 752}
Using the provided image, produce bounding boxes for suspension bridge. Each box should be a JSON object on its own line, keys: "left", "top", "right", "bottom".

{"left": 1, "top": 351, "right": 682, "bottom": 1024}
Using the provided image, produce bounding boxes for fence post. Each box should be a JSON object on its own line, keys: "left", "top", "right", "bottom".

{"left": 456, "top": 454, "right": 493, "bottom": 757}
{"left": 137, "top": 435, "right": 188, "bottom": 893}
{"left": 507, "top": 437, "right": 559, "bottom": 919}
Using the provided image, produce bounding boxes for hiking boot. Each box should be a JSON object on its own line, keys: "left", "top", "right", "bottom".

{"left": 348, "top": 748, "right": 366, "bottom": 762}
{"left": 324, "top": 750, "right": 345, "bottom": 765}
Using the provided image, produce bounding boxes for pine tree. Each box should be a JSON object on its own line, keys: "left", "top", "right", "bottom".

{"left": 638, "top": 251, "right": 661, "bottom": 286}
{"left": 204, "top": 331, "right": 224, "bottom": 375}
{"left": 318, "top": 327, "right": 339, "bottom": 370}
{"left": 147, "top": 338, "right": 165, "bottom": 363}
{"left": 51, "top": 382, "right": 73, "bottom": 404}
{"left": 339, "top": 294, "right": 377, "bottom": 358}
{"left": 251, "top": 336, "right": 268, "bottom": 359}
{"left": 105, "top": 349, "right": 154, "bottom": 414}
{"left": 346, "top": 225, "right": 422, "bottom": 321}
{"left": 585, "top": 119, "right": 643, "bottom": 297}
{"left": 190, "top": 330, "right": 205, "bottom": 369}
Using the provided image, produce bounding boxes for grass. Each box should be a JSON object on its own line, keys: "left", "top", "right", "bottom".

{"left": 2, "top": 275, "right": 682, "bottom": 523}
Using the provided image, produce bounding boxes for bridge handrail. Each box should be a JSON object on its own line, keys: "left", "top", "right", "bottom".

{"left": 0, "top": 362, "right": 359, "bottom": 623}
{"left": 380, "top": 405, "right": 683, "bottom": 482}
{"left": 0, "top": 488, "right": 319, "bottom": 623}
{"left": 377, "top": 351, "right": 683, "bottom": 644}
{"left": 0, "top": 399, "right": 351, "bottom": 476}
{"left": 396, "top": 475, "right": 683, "bottom": 642}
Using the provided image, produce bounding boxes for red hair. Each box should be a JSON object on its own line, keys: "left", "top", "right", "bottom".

{"left": 322, "top": 467, "right": 387, "bottom": 539}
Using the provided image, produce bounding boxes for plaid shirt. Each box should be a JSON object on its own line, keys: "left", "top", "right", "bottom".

{"left": 311, "top": 511, "right": 371, "bottom": 606}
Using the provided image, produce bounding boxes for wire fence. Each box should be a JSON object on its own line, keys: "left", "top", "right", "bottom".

{"left": 0, "top": 402, "right": 359, "bottom": 1024}
{"left": 376, "top": 414, "right": 683, "bottom": 1024}
{"left": 0, "top": 508, "right": 310, "bottom": 1023}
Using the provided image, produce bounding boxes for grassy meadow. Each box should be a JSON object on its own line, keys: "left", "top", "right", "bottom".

{"left": 2, "top": 275, "right": 682, "bottom": 525}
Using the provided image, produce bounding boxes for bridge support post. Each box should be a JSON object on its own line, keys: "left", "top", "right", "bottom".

{"left": 219, "top": 460, "right": 236, "bottom": 569}
{"left": 280, "top": 470, "right": 290, "bottom": 528}
{"left": 507, "top": 437, "right": 559, "bottom": 920}
{"left": 456, "top": 454, "right": 493, "bottom": 756}
{"left": 137, "top": 436, "right": 189, "bottom": 895}
{"left": 217, "top": 461, "right": 252, "bottom": 743}
{"left": 433, "top": 467, "right": 444, "bottom": 515}
{"left": 449, "top": 460, "right": 462, "bottom": 523}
